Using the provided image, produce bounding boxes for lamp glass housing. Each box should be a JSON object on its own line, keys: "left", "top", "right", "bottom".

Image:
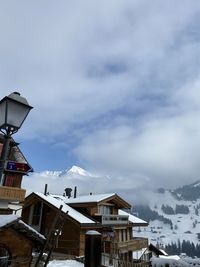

{"left": 0, "top": 101, "right": 6, "bottom": 128}
{"left": 0, "top": 92, "right": 32, "bottom": 133}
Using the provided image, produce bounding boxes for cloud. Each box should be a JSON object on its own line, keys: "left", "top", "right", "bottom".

{"left": 1, "top": 1, "right": 200, "bottom": 189}
{"left": 22, "top": 167, "right": 150, "bottom": 205}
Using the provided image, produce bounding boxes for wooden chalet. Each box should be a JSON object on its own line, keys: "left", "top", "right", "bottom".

{"left": 0, "top": 214, "right": 45, "bottom": 267}
{"left": 66, "top": 193, "right": 149, "bottom": 262}
{"left": 22, "top": 191, "right": 149, "bottom": 264}
{"left": 22, "top": 192, "right": 100, "bottom": 256}
{"left": 0, "top": 134, "right": 32, "bottom": 214}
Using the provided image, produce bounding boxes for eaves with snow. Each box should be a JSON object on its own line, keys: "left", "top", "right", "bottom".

{"left": 119, "top": 209, "right": 148, "bottom": 226}
{"left": 65, "top": 193, "right": 131, "bottom": 209}
{"left": 27, "top": 192, "right": 97, "bottom": 225}
{"left": 0, "top": 214, "right": 45, "bottom": 243}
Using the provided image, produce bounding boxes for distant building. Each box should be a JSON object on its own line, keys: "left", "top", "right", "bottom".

{"left": 22, "top": 191, "right": 149, "bottom": 265}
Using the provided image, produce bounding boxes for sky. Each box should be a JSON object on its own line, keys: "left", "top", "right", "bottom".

{"left": 1, "top": 1, "right": 200, "bottom": 193}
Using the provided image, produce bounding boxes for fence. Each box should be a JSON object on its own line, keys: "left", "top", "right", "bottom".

{"left": 44, "top": 239, "right": 151, "bottom": 267}
{"left": 102, "top": 253, "right": 150, "bottom": 267}
{"left": 101, "top": 240, "right": 150, "bottom": 267}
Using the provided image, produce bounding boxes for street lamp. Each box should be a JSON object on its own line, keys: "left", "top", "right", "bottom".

{"left": 0, "top": 92, "right": 33, "bottom": 184}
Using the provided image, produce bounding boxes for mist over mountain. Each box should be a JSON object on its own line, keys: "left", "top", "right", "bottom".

{"left": 23, "top": 164, "right": 200, "bottom": 251}
{"left": 133, "top": 180, "right": 200, "bottom": 249}
{"left": 23, "top": 165, "right": 200, "bottom": 205}
{"left": 24, "top": 165, "right": 145, "bottom": 198}
{"left": 172, "top": 180, "right": 200, "bottom": 201}
{"left": 23, "top": 165, "right": 112, "bottom": 196}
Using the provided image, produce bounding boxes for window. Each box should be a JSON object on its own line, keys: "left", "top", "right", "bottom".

{"left": 118, "top": 229, "right": 127, "bottom": 242}
{"left": 123, "top": 230, "right": 126, "bottom": 241}
{"left": 98, "top": 205, "right": 112, "bottom": 215}
{"left": 32, "top": 202, "right": 42, "bottom": 226}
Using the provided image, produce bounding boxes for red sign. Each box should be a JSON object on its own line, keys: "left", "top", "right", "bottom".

{"left": 6, "top": 161, "right": 32, "bottom": 174}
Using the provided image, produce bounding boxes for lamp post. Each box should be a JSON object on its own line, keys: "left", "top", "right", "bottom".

{"left": 0, "top": 92, "right": 33, "bottom": 185}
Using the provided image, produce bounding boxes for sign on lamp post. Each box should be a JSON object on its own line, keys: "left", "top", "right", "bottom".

{"left": 0, "top": 92, "right": 33, "bottom": 184}
{"left": 6, "top": 161, "right": 33, "bottom": 174}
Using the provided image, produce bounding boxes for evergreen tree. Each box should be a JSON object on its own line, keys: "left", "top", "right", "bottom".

{"left": 165, "top": 240, "right": 200, "bottom": 257}
{"left": 175, "top": 204, "right": 189, "bottom": 214}
{"left": 161, "top": 204, "right": 174, "bottom": 215}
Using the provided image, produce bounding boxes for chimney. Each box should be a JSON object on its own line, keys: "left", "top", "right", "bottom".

{"left": 44, "top": 184, "right": 48, "bottom": 196}
{"left": 74, "top": 186, "right": 77, "bottom": 198}
{"left": 65, "top": 188, "right": 72, "bottom": 198}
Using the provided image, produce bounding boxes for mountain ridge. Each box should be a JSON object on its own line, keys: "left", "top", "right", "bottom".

{"left": 134, "top": 181, "right": 200, "bottom": 248}
{"left": 25, "top": 164, "right": 200, "bottom": 248}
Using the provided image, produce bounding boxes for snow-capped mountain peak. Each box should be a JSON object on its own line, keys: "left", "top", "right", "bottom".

{"left": 40, "top": 165, "right": 95, "bottom": 179}
{"left": 67, "top": 165, "right": 92, "bottom": 177}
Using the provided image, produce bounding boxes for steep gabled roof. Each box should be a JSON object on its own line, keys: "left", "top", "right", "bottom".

{"left": 27, "top": 192, "right": 97, "bottom": 225}
{"left": 66, "top": 193, "right": 115, "bottom": 203}
{"left": 0, "top": 214, "right": 45, "bottom": 244}
{"left": 0, "top": 134, "right": 33, "bottom": 173}
{"left": 149, "top": 243, "right": 168, "bottom": 256}
{"left": 119, "top": 209, "right": 148, "bottom": 226}
{"left": 66, "top": 193, "right": 131, "bottom": 209}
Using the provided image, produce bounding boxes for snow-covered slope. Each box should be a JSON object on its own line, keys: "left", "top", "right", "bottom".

{"left": 24, "top": 165, "right": 200, "bottom": 250}
{"left": 134, "top": 183, "right": 200, "bottom": 247}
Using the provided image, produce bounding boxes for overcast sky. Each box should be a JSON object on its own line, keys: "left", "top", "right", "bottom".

{"left": 1, "top": 1, "right": 200, "bottom": 193}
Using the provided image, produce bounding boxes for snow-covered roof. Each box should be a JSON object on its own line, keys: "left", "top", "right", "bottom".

{"left": 119, "top": 210, "right": 148, "bottom": 226}
{"left": 65, "top": 193, "right": 115, "bottom": 204}
{"left": 0, "top": 214, "right": 45, "bottom": 242}
{"left": 65, "top": 193, "right": 122, "bottom": 204}
{"left": 34, "top": 192, "right": 96, "bottom": 225}
{"left": 151, "top": 256, "right": 200, "bottom": 267}
{"left": 52, "top": 192, "right": 131, "bottom": 209}
{"left": 132, "top": 248, "right": 147, "bottom": 260}
{"left": 159, "top": 249, "right": 168, "bottom": 256}
{"left": 159, "top": 255, "right": 180, "bottom": 260}
{"left": 0, "top": 134, "right": 33, "bottom": 172}
{"left": 0, "top": 214, "right": 17, "bottom": 227}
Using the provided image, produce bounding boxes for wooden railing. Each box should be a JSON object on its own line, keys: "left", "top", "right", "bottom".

{"left": 102, "top": 253, "right": 150, "bottom": 267}
{"left": 0, "top": 186, "right": 26, "bottom": 201}
{"left": 94, "top": 215, "right": 129, "bottom": 225}
{"left": 118, "top": 259, "right": 150, "bottom": 267}
{"left": 117, "top": 237, "right": 148, "bottom": 252}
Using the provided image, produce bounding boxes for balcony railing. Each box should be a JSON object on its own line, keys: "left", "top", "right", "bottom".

{"left": 94, "top": 214, "right": 129, "bottom": 225}
{"left": 0, "top": 186, "right": 26, "bottom": 202}
{"left": 117, "top": 237, "right": 148, "bottom": 252}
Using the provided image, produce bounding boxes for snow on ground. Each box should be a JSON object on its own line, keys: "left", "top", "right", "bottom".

{"left": 134, "top": 190, "right": 200, "bottom": 246}
{"left": 47, "top": 258, "right": 200, "bottom": 267}
{"left": 151, "top": 256, "right": 200, "bottom": 267}
{"left": 47, "top": 260, "right": 83, "bottom": 267}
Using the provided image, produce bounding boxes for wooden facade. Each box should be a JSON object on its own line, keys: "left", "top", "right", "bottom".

{"left": 0, "top": 136, "right": 44, "bottom": 266}
{"left": 0, "top": 228, "right": 32, "bottom": 267}
{"left": 0, "top": 135, "right": 32, "bottom": 211}
{"left": 22, "top": 193, "right": 100, "bottom": 257}
{"left": 0, "top": 215, "right": 45, "bottom": 267}
{"left": 22, "top": 192, "right": 149, "bottom": 262}
{"left": 0, "top": 186, "right": 25, "bottom": 202}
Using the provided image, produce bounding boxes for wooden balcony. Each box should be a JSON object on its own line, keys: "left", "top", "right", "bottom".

{"left": 94, "top": 214, "right": 129, "bottom": 225}
{"left": 0, "top": 186, "right": 26, "bottom": 202}
{"left": 117, "top": 237, "right": 148, "bottom": 252}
